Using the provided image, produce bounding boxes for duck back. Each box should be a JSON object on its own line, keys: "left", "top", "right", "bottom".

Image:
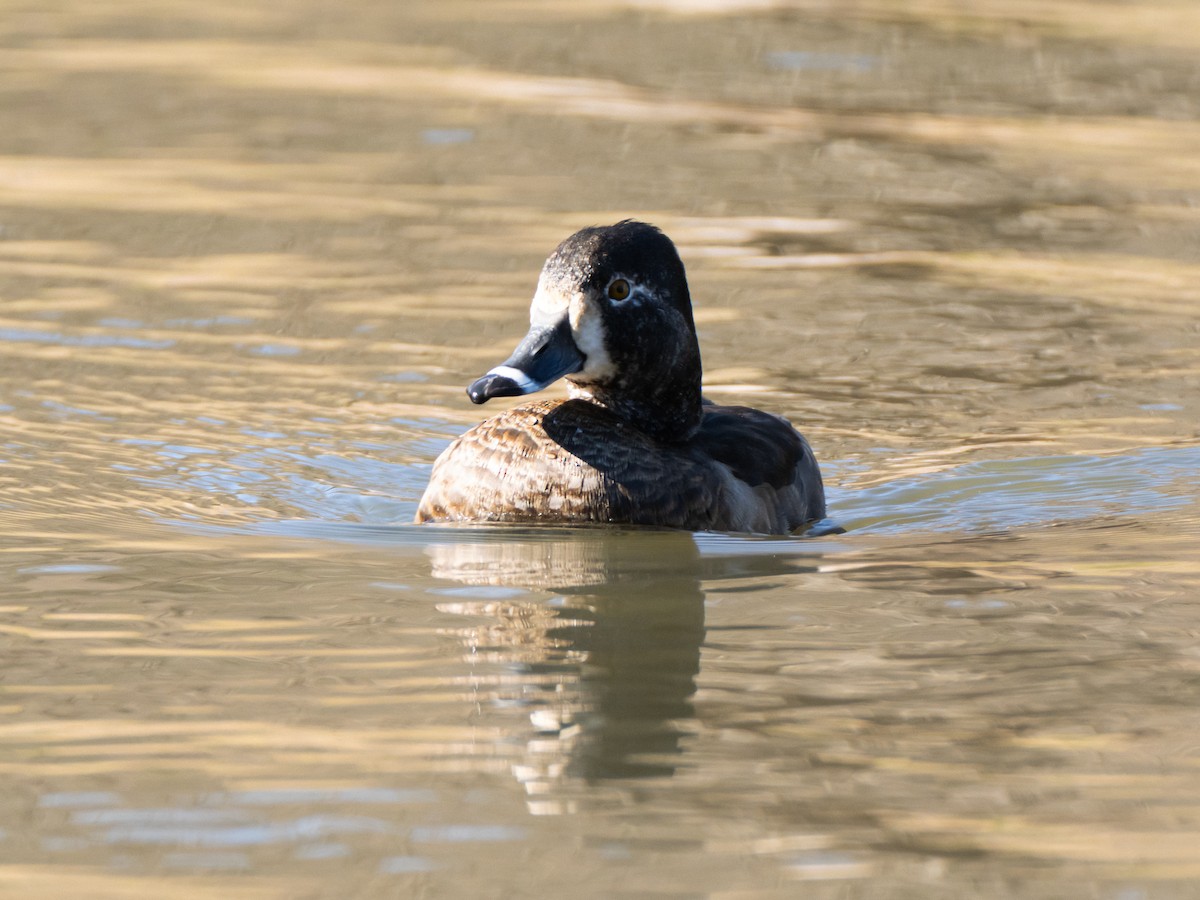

{"left": 415, "top": 399, "right": 825, "bottom": 533}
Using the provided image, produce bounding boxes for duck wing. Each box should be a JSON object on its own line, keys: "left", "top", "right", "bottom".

{"left": 692, "top": 405, "right": 826, "bottom": 532}
{"left": 416, "top": 399, "right": 719, "bottom": 528}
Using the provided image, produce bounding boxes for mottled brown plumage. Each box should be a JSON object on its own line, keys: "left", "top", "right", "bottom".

{"left": 416, "top": 398, "right": 823, "bottom": 532}
{"left": 415, "top": 221, "right": 827, "bottom": 534}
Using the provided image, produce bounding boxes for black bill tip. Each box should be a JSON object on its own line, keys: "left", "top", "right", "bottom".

{"left": 467, "top": 372, "right": 528, "bottom": 405}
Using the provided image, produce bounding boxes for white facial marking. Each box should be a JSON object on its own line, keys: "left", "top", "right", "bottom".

{"left": 566, "top": 282, "right": 625, "bottom": 384}
{"left": 530, "top": 272, "right": 569, "bottom": 323}
{"left": 485, "top": 365, "right": 545, "bottom": 393}
{"left": 570, "top": 312, "right": 614, "bottom": 382}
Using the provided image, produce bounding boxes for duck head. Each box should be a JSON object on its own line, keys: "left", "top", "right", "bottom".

{"left": 467, "top": 221, "right": 704, "bottom": 442}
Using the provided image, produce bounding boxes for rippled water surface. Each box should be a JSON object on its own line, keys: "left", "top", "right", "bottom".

{"left": 2, "top": 0, "right": 1199, "bottom": 896}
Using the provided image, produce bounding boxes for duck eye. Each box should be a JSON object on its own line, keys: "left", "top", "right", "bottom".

{"left": 607, "top": 278, "right": 631, "bottom": 301}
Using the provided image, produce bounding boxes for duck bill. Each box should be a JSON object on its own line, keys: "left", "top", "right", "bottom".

{"left": 467, "top": 314, "right": 585, "bottom": 404}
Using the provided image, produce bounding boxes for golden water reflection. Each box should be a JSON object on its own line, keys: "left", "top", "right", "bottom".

{"left": 2, "top": 0, "right": 1200, "bottom": 895}
{"left": 432, "top": 530, "right": 706, "bottom": 793}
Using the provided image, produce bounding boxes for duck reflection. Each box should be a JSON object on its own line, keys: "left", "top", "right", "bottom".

{"left": 425, "top": 527, "right": 821, "bottom": 801}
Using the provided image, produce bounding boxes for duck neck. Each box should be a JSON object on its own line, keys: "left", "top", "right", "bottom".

{"left": 568, "top": 351, "right": 704, "bottom": 444}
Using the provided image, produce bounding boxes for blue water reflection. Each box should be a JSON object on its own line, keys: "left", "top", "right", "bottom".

{"left": 764, "top": 51, "right": 877, "bottom": 73}
{"left": 0, "top": 327, "right": 173, "bottom": 350}
{"left": 833, "top": 445, "right": 1200, "bottom": 534}
{"left": 154, "top": 432, "right": 1200, "bottom": 543}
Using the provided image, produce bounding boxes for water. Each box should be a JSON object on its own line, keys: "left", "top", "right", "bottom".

{"left": 2, "top": 0, "right": 1199, "bottom": 896}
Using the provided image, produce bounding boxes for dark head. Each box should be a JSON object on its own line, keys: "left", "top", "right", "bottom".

{"left": 467, "top": 221, "right": 703, "bottom": 441}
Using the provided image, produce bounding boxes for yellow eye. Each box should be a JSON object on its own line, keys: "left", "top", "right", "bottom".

{"left": 607, "top": 278, "right": 631, "bottom": 301}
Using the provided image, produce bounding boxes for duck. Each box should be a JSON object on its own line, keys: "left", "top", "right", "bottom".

{"left": 415, "top": 220, "right": 826, "bottom": 534}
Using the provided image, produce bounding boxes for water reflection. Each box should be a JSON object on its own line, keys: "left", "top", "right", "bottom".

{"left": 3, "top": 0, "right": 1200, "bottom": 893}
{"left": 429, "top": 530, "right": 706, "bottom": 792}
{"left": 428, "top": 529, "right": 823, "bottom": 796}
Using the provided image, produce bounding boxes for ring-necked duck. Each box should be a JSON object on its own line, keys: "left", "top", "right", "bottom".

{"left": 415, "top": 220, "right": 826, "bottom": 534}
